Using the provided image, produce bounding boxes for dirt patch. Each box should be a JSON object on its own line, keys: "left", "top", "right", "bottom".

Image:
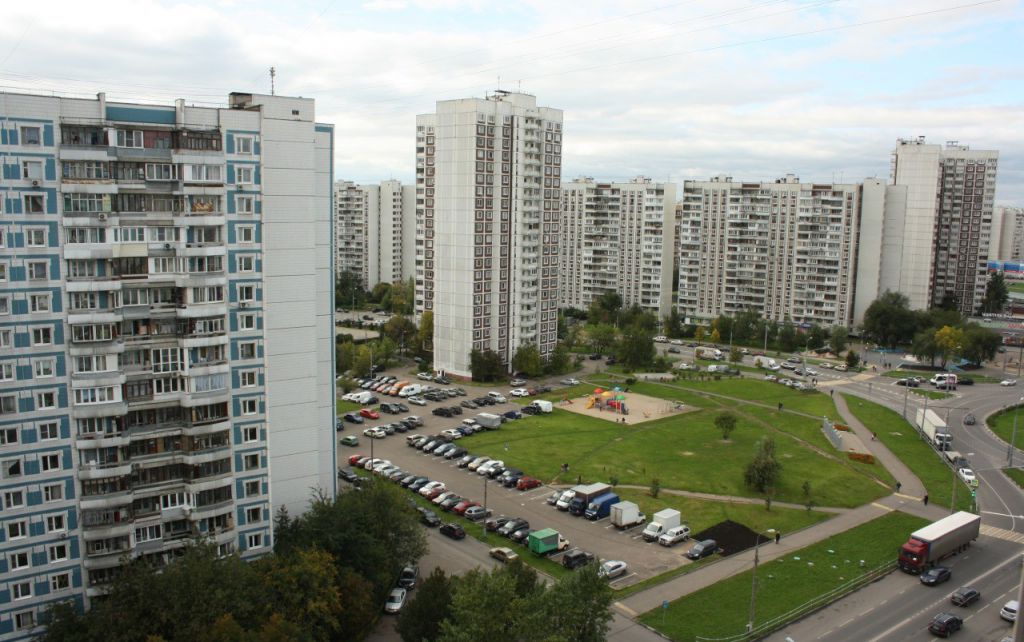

{"left": 678, "top": 451, "right": 695, "bottom": 457}
{"left": 692, "top": 519, "right": 772, "bottom": 556}
{"left": 555, "top": 391, "right": 697, "bottom": 425}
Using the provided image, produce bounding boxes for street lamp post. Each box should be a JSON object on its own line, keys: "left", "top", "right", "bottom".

{"left": 747, "top": 528, "right": 776, "bottom": 634}
{"left": 1008, "top": 397, "right": 1024, "bottom": 467}
{"left": 482, "top": 475, "right": 489, "bottom": 537}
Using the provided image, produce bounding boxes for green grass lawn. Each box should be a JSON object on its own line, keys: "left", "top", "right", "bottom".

{"left": 1003, "top": 467, "right": 1024, "bottom": 490}
{"left": 986, "top": 406, "right": 1024, "bottom": 449}
{"left": 639, "top": 511, "right": 928, "bottom": 640}
{"left": 459, "top": 404, "right": 888, "bottom": 508}
{"left": 840, "top": 395, "right": 972, "bottom": 511}
{"left": 337, "top": 399, "right": 361, "bottom": 413}
{"left": 1009, "top": 282, "right": 1024, "bottom": 294}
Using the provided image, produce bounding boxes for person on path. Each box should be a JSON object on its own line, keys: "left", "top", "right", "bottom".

{"left": 830, "top": 389, "right": 834, "bottom": 398}
{"left": 923, "top": 493, "right": 929, "bottom": 505}
{"left": 775, "top": 531, "right": 781, "bottom": 545}
{"left": 778, "top": 402, "right": 783, "bottom": 411}
{"left": 896, "top": 481, "right": 902, "bottom": 493}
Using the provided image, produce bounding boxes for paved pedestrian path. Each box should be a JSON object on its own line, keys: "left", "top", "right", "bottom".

{"left": 612, "top": 485, "right": 849, "bottom": 514}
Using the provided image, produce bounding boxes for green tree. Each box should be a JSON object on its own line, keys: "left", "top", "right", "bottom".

{"left": 587, "top": 291, "right": 623, "bottom": 326}
{"left": 335, "top": 339, "right": 356, "bottom": 375}
{"left": 934, "top": 325, "right": 965, "bottom": 368}
{"left": 912, "top": 328, "right": 940, "bottom": 366}
{"left": 715, "top": 412, "right": 738, "bottom": 440}
{"left": 545, "top": 564, "right": 613, "bottom": 642}
{"left": 744, "top": 436, "right": 782, "bottom": 493}
{"left": 336, "top": 270, "right": 366, "bottom": 310}
{"left": 806, "top": 324, "right": 827, "bottom": 350}
{"left": 369, "top": 281, "right": 391, "bottom": 303}
{"left": 587, "top": 323, "right": 618, "bottom": 354}
{"left": 695, "top": 326, "right": 706, "bottom": 343}
{"left": 256, "top": 548, "right": 343, "bottom": 642}
{"left": 616, "top": 322, "right": 656, "bottom": 370}
{"left": 389, "top": 277, "right": 415, "bottom": 315}
{"left": 512, "top": 343, "right": 544, "bottom": 377}
{"left": 777, "top": 322, "right": 798, "bottom": 352}
{"left": 417, "top": 311, "right": 434, "bottom": 362}
{"left": 384, "top": 315, "right": 418, "bottom": 355}
{"left": 664, "top": 308, "right": 683, "bottom": 339}
{"left": 437, "top": 566, "right": 544, "bottom": 642}
{"left": 982, "top": 271, "right": 1010, "bottom": 314}
{"left": 545, "top": 342, "right": 572, "bottom": 375}
{"left": 829, "top": 326, "right": 848, "bottom": 355}
{"left": 729, "top": 347, "right": 743, "bottom": 363}
{"left": 845, "top": 349, "right": 860, "bottom": 369}
{"left": 961, "top": 323, "right": 1002, "bottom": 365}
{"left": 710, "top": 328, "right": 721, "bottom": 344}
{"left": 334, "top": 567, "right": 379, "bottom": 642}
{"left": 470, "top": 348, "right": 504, "bottom": 381}
{"left": 862, "top": 291, "right": 918, "bottom": 348}
{"left": 397, "top": 568, "right": 454, "bottom": 642}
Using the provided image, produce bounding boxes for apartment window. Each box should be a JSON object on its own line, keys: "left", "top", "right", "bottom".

{"left": 239, "top": 342, "right": 256, "bottom": 359}
{"left": 145, "top": 163, "right": 177, "bottom": 181}
{"left": 36, "top": 391, "right": 56, "bottom": 409}
{"left": 247, "top": 533, "right": 263, "bottom": 549}
{"left": 13, "top": 611, "right": 35, "bottom": 631}
{"left": 135, "top": 524, "right": 162, "bottom": 543}
{"left": 116, "top": 130, "right": 143, "bottom": 148}
{"left": 236, "top": 136, "right": 254, "bottom": 155}
{"left": 246, "top": 506, "right": 261, "bottom": 523}
{"left": 22, "top": 160, "right": 43, "bottom": 180}
{"left": 0, "top": 363, "right": 13, "bottom": 381}
{"left": 20, "top": 126, "right": 41, "bottom": 146}
{"left": 244, "top": 479, "right": 260, "bottom": 497}
{"left": 11, "top": 581, "right": 32, "bottom": 600}
{"left": 239, "top": 313, "right": 256, "bottom": 330}
{"left": 47, "top": 514, "right": 66, "bottom": 532}
{"left": 240, "top": 371, "right": 257, "bottom": 388}
{"left": 0, "top": 426, "right": 17, "bottom": 444}
{"left": 24, "top": 194, "right": 44, "bottom": 213}
{"left": 238, "top": 255, "right": 255, "bottom": 272}
{"left": 28, "top": 261, "right": 48, "bottom": 280}
{"left": 236, "top": 166, "right": 253, "bottom": 184}
{"left": 4, "top": 489, "right": 25, "bottom": 509}
{"left": 0, "top": 262, "right": 6, "bottom": 282}
{"left": 34, "top": 359, "right": 54, "bottom": 378}
{"left": 238, "top": 225, "right": 255, "bottom": 243}
{"left": 44, "top": 484, "right": 63, "bottom": 502}
{"left": 26, "top": 228, "right": 46, "bottom": 247}
{"left": 243, "top": 425, "right": 258, "bottom": 442}
{"left": 40, "top": 453, "right": 60, "bottom": 472}
{"left": 39, "top": 422, "right": 59, "bottom": 440}
{"left": 7, "top": 520, "right": 27, "bottom": 539}
{"left": 238, "top": 285, "right": 255, "bottom": 302}
{"left": 0, "top": 296, "right": 9, "bottom": 315}
{"left": 30, "top": 294, "right": 51, "bottom": 313}
{"left": 241, "top": 398, "right": 257, "bottom": 415}
{"left": 243, "top": 453, "right": 259, "bottom": 470}
{"left": 1, "top": 395, "right": 16, "bottom": 415}
{"left": 32, "top": 327, "right": 53, "bottom": 345}
{"left": 50, "top": 573, "right": 71, "bottom": 592}
{"left": 237, "top": 195, "right": 254, "bottom": 214}
{"left": 9, "top": 550, "right": 29, "bottom": 569}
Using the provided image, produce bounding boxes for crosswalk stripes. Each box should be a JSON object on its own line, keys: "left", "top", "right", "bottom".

{"left": 980, "top": 524, "right": 1024, "bottom": 544}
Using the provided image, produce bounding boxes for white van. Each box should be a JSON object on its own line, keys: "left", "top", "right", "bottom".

{"left": 349, "top": 391, "right": 374, "bottom": 405}
{"left": 487, "top": 391, "right": 507, "bottom": 403}
{"left": 399, "top": 384, "right": 423, "bottom": 398}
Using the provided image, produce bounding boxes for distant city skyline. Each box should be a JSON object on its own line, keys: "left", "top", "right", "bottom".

{"left": 1, "top": 0, "right": 1020, "bottom": 201}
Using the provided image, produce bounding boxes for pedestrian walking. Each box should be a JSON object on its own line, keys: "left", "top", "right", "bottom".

{"left": 896, "top": 481, "right": 902, "bottom": 493}
{"left": 872, "top": 432, "right": 877, "bottom": 441}
{"left": 778, "top": 401, "right": 783, "bottom": 411}
{"left": 775, "top": 531, "right": 781, "bottom": 544}
{"left": 923, "top": 493, "right": 929, "bottom": 506}
{"left": 830, "top": 389, "right": 834, "bottom": 398}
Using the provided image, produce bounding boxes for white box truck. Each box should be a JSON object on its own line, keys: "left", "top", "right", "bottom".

{"left": 610, "top": 501, "right": 646, "bottom": 529}
{"left": 475, "top": 413, "right": 503, "bottom": 429}
{"left": 642, "top": 509, "right": 681, "bottom": 542}
{"left": 753, "top": 356, "right": 779, "bottom": 371}
{"left": 530, "top": 400, "right": 553, "bottom": 413}
{"left": 916, "top": 408, "right": 953, "bottom": 450}
{"left": 696, "top": 347, "right": 724, "bottom": 361}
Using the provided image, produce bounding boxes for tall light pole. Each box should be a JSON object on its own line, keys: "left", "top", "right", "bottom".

{"left": 1008, "top": 396, "right": 1024, "bottom": 467}
{"left": 747, "top": 528, "right": 776, "bottom": 634}
{"left": 482, "top": 475, "right": 489, "bottom": 537}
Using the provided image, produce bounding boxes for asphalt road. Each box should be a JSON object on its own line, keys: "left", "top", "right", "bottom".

{"left": 766, "top": 535, "right": 1024, "bottom": 641}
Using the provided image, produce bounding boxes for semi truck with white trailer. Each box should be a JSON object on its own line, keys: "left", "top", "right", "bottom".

{"left": 898, "top": 511, "right": 980, "bottom": 573}
{"left": 916, "top": 408, "right": 953, "bottom": 450}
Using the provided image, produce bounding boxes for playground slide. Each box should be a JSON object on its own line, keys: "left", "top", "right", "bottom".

{"left": 585, "top": 398, "right": 596, "bottom": 409}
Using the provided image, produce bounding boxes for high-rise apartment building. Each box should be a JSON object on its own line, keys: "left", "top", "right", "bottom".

{"left": 415, "top": 92, "right": 562, "bottom": 377}
{"left": 881, "top": 137, "right": 998, "bottom": 315}
{"left": 992, "top": 206, "right": 1024, "bottom": 262}
{"left": 0, "top": 90, "right": 334, "bottom": 640}
{"left": 677, "top": 175, "right": 860, "bottom": 328}
{"left": 559, "top": 177, "right": 676, "bottom": 318}
{"left": 333, "top": 179, "right": 415, "bottom": 291}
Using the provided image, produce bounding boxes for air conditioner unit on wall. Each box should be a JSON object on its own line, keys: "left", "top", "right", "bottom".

{"left": 31, "top": 179, "right": 40, "bottom": 187}
{"left": 97, "top": 213, "right": 107, "bottom": 221}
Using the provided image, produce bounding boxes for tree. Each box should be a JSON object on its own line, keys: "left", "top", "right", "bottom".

{"left": 384, "top": 315, "right": 418, "bottom": 355}
{"left": 587, "top": 323, "right": 618, "bottom": 354}
{"left": 845, "top": 349, "right": 860, "bottom": 369}
{"left": 336, "top": 270, "right": 366, "bottom": 310}
{"left": 777, "top": 322, "right": 798, "bottom": 352}
{"left": 512, "top": 344, "right": 544, "bottom": 377}
{"left": 664, "top": 308, "right": 683, "bottom": 339}
{"left": 334, "top": 567, "right": 379, "bottom": 642}
{"left": 369, "top": 281, "right": 391, "bottom": 303}
{"left": 729, "top": 347, "right": 743, "bottom": 363}
{"left": 806, "top": 324, "right": 827, "bottom": 350}
{"left": 961, "top": 323, "right": 1002, "bottom": 365}
{"left": 710, "top": 327, "right": 721, "bottom": 344}
{"left": 616, "top": 321, "right": 656, "bottom": 370}
{"left": 397, "top": 568, "right": 454, "bottom": 642}
{"left": 470, "top": 348, "right": 503, "bottom": 381}
{"left": 256, "top": 549, "right": 343, "bottom": 642}
{"left": 829, "top": 326, "right": 848, "bottom": 355}
{"left": 862, "top": 291, "right": 918, "bottom": 348}
{"left": 802, "top": 480, "right": 815, "bottom": 512}
{"left": 545, "top": 342, "right": 572, "bottom": 375}
{"left": 744, "top": 436, "right": 782, "bottom": 493}
{"left": 937, "top": 290, "right": 960, "bottom": 312}
{"left": 335, "top": 340, "right": 356, "bottom": 375}
{"left": 437, "top": 566, "right": 544, "bottom": 642}
{"left": 715, "top": 412, "right": 737, "bottom": 440}
{"left": 982, "top": 271, "right": 1009, "bottom": 314}
{"left": 389, "top": 277, "right": 415, "bottom": 315}
{"left": 934, "top": 325, "right": 965, "bottom": 368}
{"left": 695, "top": 326, "right": 706, "bottom": 343}
{"left": 417, "top": 311, "right": 434, "bottom": 362}
{"left": 587, "top": 291, "right": 623, "bottom": 326}
{"left": 545, "top": 564, "right": 613, "bottom": 642}
{"left": 912, "top": 328, "right": 941, "bottom": 366}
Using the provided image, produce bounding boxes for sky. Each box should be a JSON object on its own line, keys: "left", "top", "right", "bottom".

{"left": 1, "top": 0, "right": 1022, "bottom": 202}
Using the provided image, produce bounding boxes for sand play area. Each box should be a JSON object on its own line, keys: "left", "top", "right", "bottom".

{"left": 554, "top": 387, "right": 696, "bottom": 425}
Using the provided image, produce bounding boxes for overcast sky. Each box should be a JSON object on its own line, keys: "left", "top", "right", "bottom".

{"left": 1, "top": 0, "right": 1022, "bottom": 202}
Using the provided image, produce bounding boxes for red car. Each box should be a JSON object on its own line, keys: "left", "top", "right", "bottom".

{"left": 452, "top": 500, "right": 479, "bottom": 516}
{"left": 348, "top": 454, "right": 366, "bottom": 465}
{"left": 359, "top": 408, "right": 380, "bottom": 420}
{"left": 424, "top": 487, "right": 446, "bottom": 501}
{"left": 517, "top": 476, "right": 541, "bottom": 491}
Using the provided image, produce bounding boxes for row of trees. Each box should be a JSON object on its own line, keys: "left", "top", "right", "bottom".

{"left": 42, "top": 482, "right": 426, "bottom": 642}
{"left": 396, "top": 560, "right": 613, "bottom": 642}
{"left": 336, "top": 273, "right": 415, "bottom": 316}
{"left": 336, "top": 312, "right": 433, "bottom": 380}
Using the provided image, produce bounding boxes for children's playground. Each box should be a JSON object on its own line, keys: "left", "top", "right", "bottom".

{"left": 556, "top": 387, "right": 694, "bottom": 425}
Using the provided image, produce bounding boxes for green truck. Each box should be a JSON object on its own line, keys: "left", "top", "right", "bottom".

{"left": 528, "top": 528, "right": 570, "bottom": 556}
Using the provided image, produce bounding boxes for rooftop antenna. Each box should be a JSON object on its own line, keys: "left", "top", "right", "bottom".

{"left": 270, "top": 67, "right": 276, "bottom": 95}
{"left": 517, "top": 79, "right": 522, "bottom": 92}
{"left": 497, "top": 75, "right": 501, "bottom": 91}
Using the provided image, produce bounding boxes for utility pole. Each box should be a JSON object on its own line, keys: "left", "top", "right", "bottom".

{"left": 269, "top": 66, "right": 276, "bottom": 95}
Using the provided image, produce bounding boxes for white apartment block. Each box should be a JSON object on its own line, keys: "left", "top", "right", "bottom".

{"left": 992, "top": 206, "right": 1024, "bottom": 263}
{"left": 678, "top": 175, "right": 860, "bottom": 328}
{"left": 560, "top": 177, "right": 676, "bottom": 319}
{"left": 0, "top": 90, "right": 334, "bottom": 640}
{"left": 881, "top": 137, "right": 998, "bottom": 315}
{"left": 332, "top": 179, "right": 414, "bottom": 291}
{"left": 415, "top": 91, "right": 562, "bottom": 377}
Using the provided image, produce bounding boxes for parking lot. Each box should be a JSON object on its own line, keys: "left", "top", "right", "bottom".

{"left": 337, "top": 373, "right": 694, "bottom": 586}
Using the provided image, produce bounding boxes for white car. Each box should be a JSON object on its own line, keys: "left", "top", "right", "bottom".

{"left": 834, "top": 364, "right": 848, "bottom": 372}
{"left": 653, "top": 335, "right": 668, "bottom": 343}
{"left": 487, "top": 392, "right": 507, "bottom": 403}
{"left": 478, "top": 460, "right": 504, "bottom": 476}
{"left": 441, "top": 428, "right": 463, "bottom": 440}
{"left": 467, "top": 456, "right": 491, "bottom": 471}
{"left": 560, "top": 378, "right": 581, "bottom": 385}
{"left": 676, "top": 363, "right": 695, "bottom": 371}
{"left": 384, "top": 587, "right": 407, "bottom": 614}
{"left": 805, "top": 367, "right": 819, "bottom": 376}
{"left": 764, "top": 374, "right": 778, "bottom": 382}
{"left": 957, "top": 468, "right": 978, "bottom": 486}
{"left": 598, "top": 560, "right": 628, "bottom": 579}
{"left": 407, "top": 396, "right": 427, "bottom": 406}
{"left": 669, "top": 339, "right": 684, "bottom": 346}
{"left": 510, "top": 378, "right": 527, "bottom": 386}
{"left": 510, "top": 388, "right": 530, "bottom": 397}
{"left": 658, "top": 525, "right": 691, "bottom": 547}
{"left": 417, "top": 372, "right": 433, "bottom": 381}
{"left": 1002, "top": 379, "right": 1018, "bottom": 387}
{"left": 362, "top": 427, "right": 386, "bottom": 439}
{"left": 419, "top": 481, "right": 446, "bottom": 496}
{"left": 1001, "top": 599, "right": 1019, "bottom": 622}
{"left": 819, "top": 362, "right": 833, "bottom": 369}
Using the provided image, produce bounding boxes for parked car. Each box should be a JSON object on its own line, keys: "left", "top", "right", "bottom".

{"left": 340, "top": 435, "right": 359, "bottom": 447}
{"left": 433, "top": 407, "right": 453, "bottom": 418}
{"left": 1001, "top": 599, "right": 1019, "bottom": 622}
{"left": 440, "top": 523, "right": 466, "bottom": 539}
{"left": 517, "top": 476, "right": 542, "bottom": 491}
{"left": 1001, "top": 379, "right": 1018, "bottom": 387}
{"left": 464, "top": 505, "right": 492, "bottom": 521}
{"left": 686, "top": 539, "right": 719, "bottom": 560}
{"left": 921, "top": 566, "right": 952, "bottom": 586}
{"left": 439, "top": 495, "right": 465, "bottom": 511}
{"left": 338, "top": 467, "right": 359, "bottom": 483}
{"left": 928, "top": 612, "right": 962, "bottom": 637}
{"left": 419, "top": 509, "right": 441, "bottom": 527}
{"left": 950, "top": 586, "right": 980, "bottom": 607}
{"left": 383, "top": 588, "right": 407, "bottom": 614}
{"left": 560, "top": 378, "right": 581, "bottom": 385}
{"left": 485, "top": 516, "right": 511, "bottom": 532}
{"left": 499, "top": 518, "right": 528, "bottom": 537}
{"left": 510, "top": 388, "right": 530, "bottom": 397}
{"left": 501, "top": 470, "right": 525, "bottom": 487}
{"left": 598, "top": 560, "right": 628, "bottom": 580}
{"left": 461, "top": 400, "right": 478, "bottom": 409}
{"left": 343, "top": 412, "right": 364, "bottom": 424}
{"left": 510, "top": 527, "right": 532, "bottom": 543}
{"left": 546, "top": 491, "right": 562, "bottom": 505}
{"left": 503, "top": 410, "right": 523, "bottom": 420}
{"left": 510, "top": 378, "right": 526, "bottom": 386}
{"left": 408, "top": 396, "right": 427, "bottom": 406}
{"left": 489, "top": 547, "right": 519, "bottom": 563}
{"left": 398, "top": 565, "right": 419, "bottom": 590}
{"left": 457, "top": 454, "right": 476, "bottom": 468}
{"left": 359, "top": 408, "right": 380, "bottom": 419}
{"left": 452, "top": 500, "right": 479, "bottom": 516}
{"left": 561, "top": 548, "right": 596, "bottom": 569}
{"left": 445, "top": 446, "right": 467, "bottom": 460}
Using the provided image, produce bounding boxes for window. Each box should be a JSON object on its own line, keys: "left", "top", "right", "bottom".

{"left": 0, "top": 426, "right": 17, "bottom": 444}
{"left": 26, "top": 228, "right": 46, "bottom": 247}
{"left": 51, "top": 573, "right": 71, "bottom": 592}
{"left": 30, "top": 294, "right": 51, "bottom": 313}
{"left": 48, "top": 543, "right": 68, "bottom": 562}
{"left": 145, "top": 163, "right": 177, "bottom": 181}
{"left": 243, "top": 453, "right": 259, "bottom": 470}
{"left": 0, "top": 363, "right": 12, "bottom": 381}
{"left": 241, "top": 399, "right": 257, "bottom": 415}
{"left": 1, "top": 395, "right": 16, "bottom": 415}
{"left": 236, "top": 196, "right": 254, "bottom": 214}
{"left": 39, "top": 422, "right": 59, "bottom": 440}
{"left": 135, "top": 524, "right": 162, "bottom": 543}
{"left": 32, "top": 327, "right": 53, "bottom": 345}
{"left": 238, "top": 255, "right": 255, "bottom": 272}
{"left": 247, "top": 533, "right": 263, "bottom": 549}
{"left": 44, "top": 484, "right": 63, "bottom": 502}
{"left": 0, "top": 296, "right": 9, "bottom": 315}
{"left": 239, "top": 342, "right": 256, "bottom": 359}
{"left": 236, "top": 136, "right": 254, "bottom": 155}
{"left": 116, "top": 130, "right": 143, "bottom": 148}
{"left": 34, "top": 359, "right": 54, "bottom": 378}
{"left": 4, "top": 490, "right": 25, "bottom": 509}
{"left": 14, "top": 610, "right": 35, "bottom": 631}
{"left": 24, "top": 194, "right": 44, "bottom": 213}
{"left": 3, "top": 458, "right": 22, "bottom": 478}
{"left": 41, "top": 453, "right": 60, "bottom": 472}
{"left": 244, "top": 480, "right": 260, "bottom": 497}
{"left": 0, "top": 262, "right": 6, "bottom": 282}
{"left": 238, "top": 285, "right": 254, "bottom": 302}
{"left": 20, "top": 126, "right": 41, "bottom": 146}
{"left": 27, "top": 261, "right": 48, "bottom": 280}
{"left": 6, "top": 520, "right": 27, "bottom": 539}
{"left": 239, "top": 313, "right": 256, "bottom": 330}
{"left": 236, "top": 166, "right": 253, "bottom": 184}
{"left": 12, "top": 581, "right": 31, "bottom": 600}
{"left": 47, "top": 514, "right": 66, "bottom": 532}
{"left": 246, "top": 506, "right": 261, "bottom": 523}
{"left": 240, "top": 371, "right": 257, "bottom": 387}
{"left": 238, "top": 225, "right": 255, "bottom": 244}
{"left": 22, "top": 160, "right": 43, "bottom": 180}
{"left": 243, "top": 425, "right": 258, "bottom": 441}
{"left": 36, "top": 391, "right": 56, "bottom": 409}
